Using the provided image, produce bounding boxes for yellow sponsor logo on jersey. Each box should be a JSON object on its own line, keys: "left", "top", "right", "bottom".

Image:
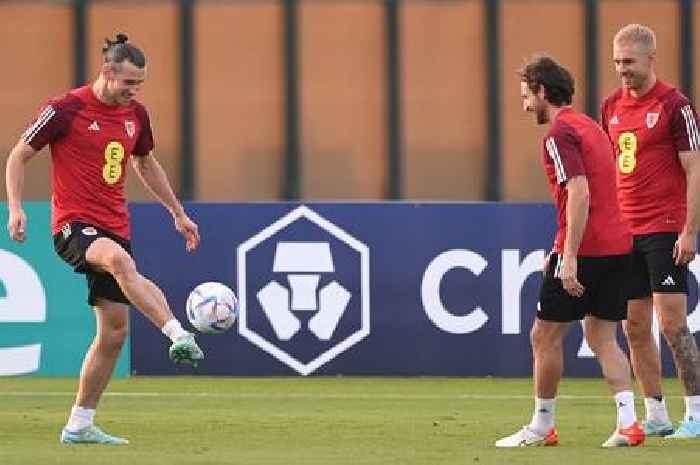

{"left": 618, "top": 132, "right": 637, "bottom": 174}
{"left": 103, "top": 141, "right": 125, "bottom": 185}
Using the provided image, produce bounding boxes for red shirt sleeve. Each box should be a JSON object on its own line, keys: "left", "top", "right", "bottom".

{"left": 544, "top": 123, "right": 585, "bottom": 186}
{"left": 132, "top": 103, "right": 154, "bottom": 157}
{"left": 21, "top": 100, "right": 71, "bottom": 151}
{"left": 668, "top": 94, "right": 700, "bottom": 152}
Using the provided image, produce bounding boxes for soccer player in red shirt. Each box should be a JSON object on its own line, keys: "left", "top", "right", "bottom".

{"left": 5, "top": 34, "right": 204, "bottom": 445}
{"left": 496, "top": 55, "right": 644, "bottom": 447}
{"left": 602, "top": 24, "right": 700, "bottom": 439}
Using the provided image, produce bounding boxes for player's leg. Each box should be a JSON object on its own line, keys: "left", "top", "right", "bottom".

{"left": 642, "top": 233, "right": 700, "bottom": 438}
{"left": 84, "top": 237, "right": 203, "bottom": 365}
{"left": 584, "top": 316, "right": 643, "bottom": 447}
{"left": 623, "top": 298, "right": 672, "bottom": 435}
{"left": 622, "top": 236, "right": 672, "bottom": 435}
{"left": 655, "top": 292, "right": 700, "bottom": 438}
{"left": 623, "top": 299, "right": 664, "bottom": 395}
{"left": 61, "top": 298, "right": 129, "bottom": 445}
{"left": 494, "top": 318, "right": 567, "bottom": 447}
{"left": 495, "top": 255, "right": 571, "bottom": 447}
{"left": 530, "top": 318, "right": 570, "bottom": 429}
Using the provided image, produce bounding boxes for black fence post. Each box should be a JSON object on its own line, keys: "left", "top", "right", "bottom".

{"left": 73, "top": 0, "right": 88, "bottom": 88}
{"left": 385, "top": 0, "right": 402, "bottom": 200}
{"left": 179, "top": 0, "right": 195, "bottom": 200}
{"left": 680, "top": 0, "right": 694, "bottom": 102}
{"left": 485, "top": 0, "right": 501, "bottom": 201}
{"left": 283, "top": 0, "right": 301, "bottom": 200}
{"left": 584, "top": 0, "right": 599, "bottom": 118}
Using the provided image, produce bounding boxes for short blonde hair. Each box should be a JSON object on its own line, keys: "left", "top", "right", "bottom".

{"left": 614, "top": 24, "right": 656, "bottom": 52}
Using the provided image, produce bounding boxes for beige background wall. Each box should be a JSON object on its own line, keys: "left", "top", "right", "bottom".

{"left": 0, "top": 0, "right": 693, "bottom": 203}
{"left": 195, "top": 2, "right": 285, "bottom": 200}
{"left": 402, "top": 0, "right": 486, "bottom": 200}
{"left": 299, "top": 1, "right": 386, "bottom": 199}
{"left": 0, "top": 4, "right": 72, "bottom": 201}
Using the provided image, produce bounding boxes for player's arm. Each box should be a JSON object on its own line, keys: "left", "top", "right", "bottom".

{"left": 676, "top": 150, "right": 700, "bottom": 265}
{"left": 561, "top": 175, "right": 589, "bottom": 297}
{"left": 670, "top": 99, "right": 700, "bottom": 265}
{"left": 131, "top": 153, "right": 200, "bottom": 252}
{"left": 5, "top": 140, "right": 39, "bottom": 242}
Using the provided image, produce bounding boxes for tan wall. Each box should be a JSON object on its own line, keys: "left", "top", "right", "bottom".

{"left": 599, "top": 0, "right": 679, "bottom": 100}
{"left": 501, "top": 0, "right": 585, "bottom": 201}
{"left": 299, "top": 1, "right": 385, "bottom": 199}
{"left": 402, "top": 1, "right": 486, "bottom": 200}
{"left": 88, "top": 3, "right": 180, "bottom": 201}
{"left": 0, "top": 4, "right": 73, "bottom": 201}
{"left": 0, "top": 0, "right": 695, "bottom": 204}
{"left": 195, "top": 3, "right": 284, "bottom": 201}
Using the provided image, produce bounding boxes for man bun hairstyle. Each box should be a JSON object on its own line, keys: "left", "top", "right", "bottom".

{"left": 519, "top": 54, "right": 575, "bottom": 106}
{"left": 102, "top": 32, "right": 146, "bottom": 68}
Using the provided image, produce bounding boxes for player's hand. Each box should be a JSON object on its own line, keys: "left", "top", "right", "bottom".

{"left": 7, "top": 208, "right": 27, "bottom": 243}
{"left": 174, "top": 212, "right": 200, "bottom": 252}
{"left": 559, "top": 254, "right": 585, "bottom": 297}
{"left": 673, "top": 231, "right": 697, "bottom": 266}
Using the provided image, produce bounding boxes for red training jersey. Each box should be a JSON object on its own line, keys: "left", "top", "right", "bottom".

{"left": 22, "top": 85, "right": 154, "bottom": 240}
{"left": 541, "top": 107, "right": 632, "bottom": 256}
{"left": 601, "top": 80, "right": 700, "bottom": 235}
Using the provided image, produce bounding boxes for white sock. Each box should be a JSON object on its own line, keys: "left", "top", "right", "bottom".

{"left": 644, "top": 397, "right": 670, "bottom": 423}
{"left": 684, "top": 396, "right": 700, "bottom": 422}
{"left": 161, "top": 319, "right": 189, "bottom": 342}
{"left": 65, "top": 405, "right": 95, "bottom": 433}
{"left": 614, "top": 390, "right": 637, "bottom": 428}
{"left": 529, "top": 398, "right": 556, "bottom": 436}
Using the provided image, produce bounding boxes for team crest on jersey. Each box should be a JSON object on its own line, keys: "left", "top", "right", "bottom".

{"left": 125, "top": 120, "right": 136, "bottom": 138}
{"left": 646, "top": 112, "right": 660, "bottom": 128}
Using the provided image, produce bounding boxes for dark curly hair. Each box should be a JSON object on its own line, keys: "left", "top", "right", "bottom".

{"left": 519, "top": 55, "right": 574, "bottom": 106}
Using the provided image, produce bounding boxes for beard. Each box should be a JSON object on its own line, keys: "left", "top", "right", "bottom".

{"left": 620, "top": 72, "right": 646, "bottom": 90}
{"left": 536, "top": 107, "right": 549, "bottom": 125}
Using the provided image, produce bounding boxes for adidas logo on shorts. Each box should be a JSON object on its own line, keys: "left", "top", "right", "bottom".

{"left": 61, "top": 223, "right": 72, "bottom": 239}
{"left": 661, "top": 275, "right": 676, "bottom": 287}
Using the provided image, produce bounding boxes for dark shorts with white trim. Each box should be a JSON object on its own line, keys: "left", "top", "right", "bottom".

{"left": 626, "top": 232, "right": 688, "bottom": 299}
{"left": 53, "top": 222, "right": 133, "bottom": 306}
{"left": 538, "top": 253, "right": 630, "bottom": 322}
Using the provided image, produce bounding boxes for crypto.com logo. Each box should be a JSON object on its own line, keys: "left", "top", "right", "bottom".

{"left": 237, "top": 206, "right": 370, "bottom": 375}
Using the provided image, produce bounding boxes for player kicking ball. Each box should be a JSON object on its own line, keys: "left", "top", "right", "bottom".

{"left": 5, "top": 33, "right": 203, "bottom": 444}
{"left": 495, "top": 55, "right": 643, "bottom": 448}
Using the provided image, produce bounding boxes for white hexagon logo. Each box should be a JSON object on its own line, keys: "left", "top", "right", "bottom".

{"left": 237, "top": 205, "right": 370, "bottom": 375}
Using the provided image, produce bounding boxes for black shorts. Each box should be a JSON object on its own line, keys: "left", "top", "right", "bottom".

{"left": 627, "top": 232, "right": 688, "bottom": 298}
{"left": 538, "top": 253, "right": 630, "bottom": 322}
{"left": 53, "top": 222, "right": 132, "bottom": 306}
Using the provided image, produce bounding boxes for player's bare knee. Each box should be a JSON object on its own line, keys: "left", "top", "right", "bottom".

{"left": 623, "top": 317, "right": 650, "bottom": 346}
{"left": 530, "top": 323, "right": 556, "bottom": 353}
{"left": 106, "top": 249, "right": 136, "bottom": 279}
{"left": 586, "top": 335, "right": 604, "bottom": 356}
{"left": 98, "top": 326, "right": 128, "bottom": 354}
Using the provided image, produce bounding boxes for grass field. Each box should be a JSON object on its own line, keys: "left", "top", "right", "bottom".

{"left": 1, "top": 377, "right": 699, "bottom": 465}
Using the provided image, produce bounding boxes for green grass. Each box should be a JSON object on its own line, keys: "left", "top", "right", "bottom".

{"left": 1, "top": 377, "right": 699, "bottom": 465}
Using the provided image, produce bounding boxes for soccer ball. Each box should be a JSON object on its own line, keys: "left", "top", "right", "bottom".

{"left": 186, "top": 282, "right": 238, "bottom": 334}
